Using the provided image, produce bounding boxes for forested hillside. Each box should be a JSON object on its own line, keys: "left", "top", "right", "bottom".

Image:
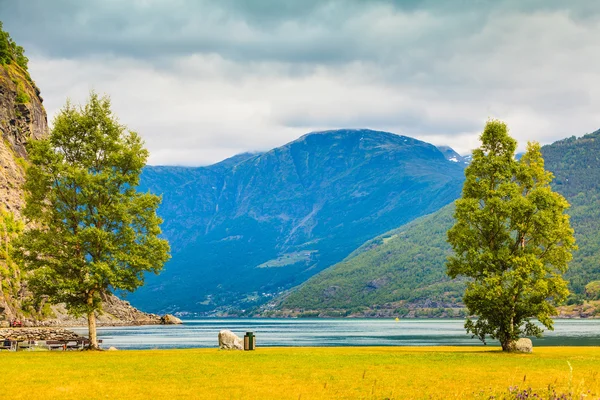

{"left": 543, "top": 130, "right": 600, "bottom": 294}
{"left": 276, "top": 204, "right": 462, "bottom": 316}
{"left": 276, "top": 130, "right": 600, "bottom": 316}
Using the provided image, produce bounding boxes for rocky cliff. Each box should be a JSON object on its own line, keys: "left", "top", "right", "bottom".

{"left": 0, "top": 62, "right": 46, "bottom": 216}
{"left": 0, "top": 56, "right": 47, "bottom": 323}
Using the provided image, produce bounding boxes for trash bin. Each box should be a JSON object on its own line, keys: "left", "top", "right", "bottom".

{"left": 244, "top": 332, "right": 255, "bottom": 351}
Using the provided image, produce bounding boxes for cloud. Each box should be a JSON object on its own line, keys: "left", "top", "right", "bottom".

{"left": 2, "top": 1, "right": 600, "bottom": 164}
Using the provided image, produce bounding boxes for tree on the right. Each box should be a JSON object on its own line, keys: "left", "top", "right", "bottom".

{"left": 447, "top": 120, "right": 576, "bottom": 351}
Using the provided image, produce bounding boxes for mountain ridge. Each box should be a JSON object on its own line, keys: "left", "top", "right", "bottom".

{"left": 129, "top": 128, "right": 467, "bottom": 314}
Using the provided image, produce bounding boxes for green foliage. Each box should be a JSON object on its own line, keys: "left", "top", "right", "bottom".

{"left": 585, "top": 281, "right": 600, "bottom": 300}
{"left": 0, "top": 21, "right": 29, "bottom": 71}
{"left": 14, "top": 92, "right": 170, "bottom": 341}
{"left": 0, "top": 207, "right": 23, "bottom": 277}
{"left": 447, "top": 120, "right": 576, "bottom": 350}
{"left": 0, "top": 207, "right": 26, "bottom": 318}
{"left": 15, "top": 83, "right": 29, "bottom": 104}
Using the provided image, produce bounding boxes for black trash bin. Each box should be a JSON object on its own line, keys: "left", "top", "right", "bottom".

{"left": 244, "top": 332, "right": 255, "bottom": 351}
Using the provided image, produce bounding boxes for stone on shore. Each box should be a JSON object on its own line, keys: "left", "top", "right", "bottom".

{"left": 161, "top": 314, "right": 183, "bottom": 325}
{"left": 107, "top": 346, "right": 118, "bottom": 351}
{"left": 0, "top": 327, "right": 83, "bottom": 341}
{"left": 218, "top": 329, "right": 243, "bottom": 350}
{"left": 510, "top": 338, "right": 533, "bottom": 353}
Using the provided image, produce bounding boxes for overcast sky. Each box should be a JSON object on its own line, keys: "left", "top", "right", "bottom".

{"left": 2, "top": 0, "right": 600, "bottom": 165}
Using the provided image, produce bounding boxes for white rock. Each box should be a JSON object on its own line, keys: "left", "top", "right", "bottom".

{"left": 510, "top": 338, "right": 533, "bottom": 353}
{"left": 107, "top": 346, "right": 118, "bottom": 351}
{"left": 218, "top": 330, "right": 243, "bottom": 350}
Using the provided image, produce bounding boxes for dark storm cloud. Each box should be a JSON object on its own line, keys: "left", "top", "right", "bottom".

{"left": 2, "top": 0, "right": 595, "bottom": 63}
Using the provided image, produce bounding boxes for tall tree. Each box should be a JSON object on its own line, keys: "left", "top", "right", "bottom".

{"left": 447, "top": 120, "right": 576, "bottom": 351}
{"left": 15, "top": 93, "right": 170, "bottom": 348}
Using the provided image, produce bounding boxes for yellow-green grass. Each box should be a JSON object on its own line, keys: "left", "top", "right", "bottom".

{"left": 1, "top": 347, "right": 599, "bottom": 399}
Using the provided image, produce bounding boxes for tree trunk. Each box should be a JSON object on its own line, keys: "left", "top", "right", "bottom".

{"left": 87, "top": 310, "right": 98, "bottom": 349}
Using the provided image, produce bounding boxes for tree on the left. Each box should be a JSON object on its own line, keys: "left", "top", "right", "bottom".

{"left": 14, "top": 92, "right": 170, "bottom": 349}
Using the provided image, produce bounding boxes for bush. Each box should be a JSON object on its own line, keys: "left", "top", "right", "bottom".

{"left": 585, "top": 281, "right": 600, "bottom": 300}
{"left": 0, "top": 21, "right": 28, "bottom": 71}
{"left": 565, "top": 293, "right": 585, "bottom": 306}
{"left": 15, "top": 85, "right": 29, "bottom": 103}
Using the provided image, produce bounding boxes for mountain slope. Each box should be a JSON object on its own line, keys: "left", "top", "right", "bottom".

{"left": 276, "top": 130, "right": 600, "bottom": 315}
{"left": 276, "top": 204, "right": 461, "bottom": 316}
{"left": 542, "top": 129, "right": 600, "bottom": 293}
{"left": 129, "top": 129, "right": 467, "bottom": 314}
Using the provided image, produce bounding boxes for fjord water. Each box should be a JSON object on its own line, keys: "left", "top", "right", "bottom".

{"left": 71, "top": 319, "right": 600, "bottom": 350}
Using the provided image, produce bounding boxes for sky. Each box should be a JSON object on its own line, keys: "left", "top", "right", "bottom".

{"left": 2, "top": 0, "right": 600, "bottom": 165}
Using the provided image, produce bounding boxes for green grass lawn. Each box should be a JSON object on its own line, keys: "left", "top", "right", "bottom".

{"left": 1, "top": 346, "right": 599, "bottom": 399}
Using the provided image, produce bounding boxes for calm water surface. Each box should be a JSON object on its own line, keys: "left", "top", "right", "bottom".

{"left": 70, "top": 319, "right": 600, "bottom": 350}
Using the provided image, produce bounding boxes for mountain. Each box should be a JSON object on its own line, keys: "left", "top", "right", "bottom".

{"left": 129, "top": 129, "right": 467, "bottom": 314}
{"left": 437, "top": 146, "right": 470, "bottom": 165}
{"left": 275, "top": 130, "right": 600, "bottom": 316}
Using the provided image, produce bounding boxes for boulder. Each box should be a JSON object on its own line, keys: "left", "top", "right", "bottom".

{"left": 510, "top": 338, "right": 533, "bottom": 353}
{"left": 107, "top": 346, "right": 118, "bottom": 351}
{"left": 161, "top": 314, "right": 183, "bottom": 325}
{"left": 218, "top": 329, "right": 243, "bottom": 350}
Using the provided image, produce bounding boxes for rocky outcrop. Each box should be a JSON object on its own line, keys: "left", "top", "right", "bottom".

{"left": 218, "top": 329, "right": 243, "bottom": 350}
{"left": 161, "top": 314, "right": 183, "bottom": 325}
{"left": 0, "top": 327, "right": 83, "bottom": 341}
{"left": 33, "top": 292, "right": 164, "bottom": 327}
{"left": 509, "top": 338, "right": 533, "bottom": 353}
{"left": 556, "top": 300, "right": 600, "bottom": 319}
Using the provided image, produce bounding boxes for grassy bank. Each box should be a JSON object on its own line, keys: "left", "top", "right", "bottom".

{"left": 1, "top": 347, "right": 599, "bottom": 399}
